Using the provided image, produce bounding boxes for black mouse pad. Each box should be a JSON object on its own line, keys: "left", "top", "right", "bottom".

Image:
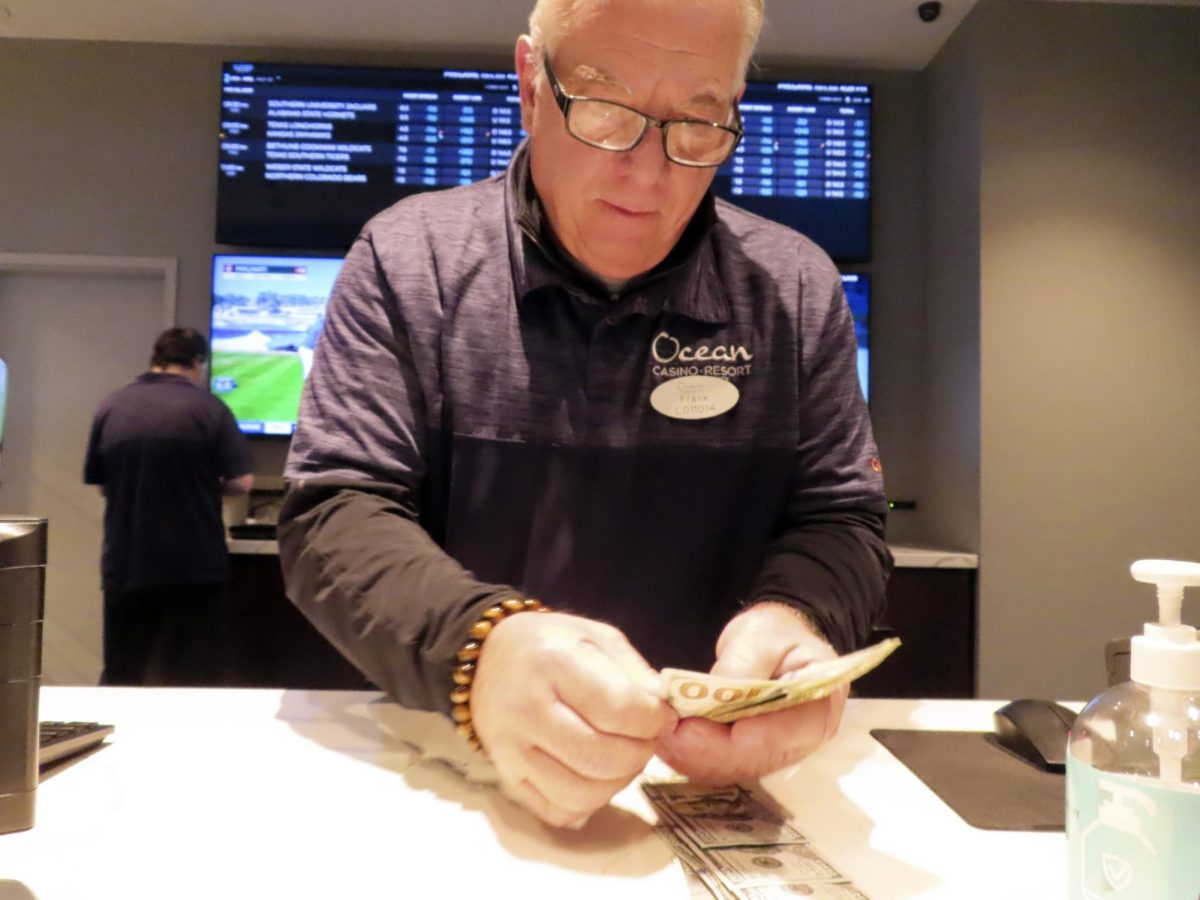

{"left": 870, "top": 729, "right": 1065, "bottom": 831}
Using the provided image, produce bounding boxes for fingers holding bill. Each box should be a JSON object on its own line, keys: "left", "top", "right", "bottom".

{"left": 656, "top": 688, "right": 847, "bottom": 785}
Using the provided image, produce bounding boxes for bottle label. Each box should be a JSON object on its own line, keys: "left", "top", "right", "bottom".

{"left": 1067, "top": 756, "right": 1200, "bottom": 899}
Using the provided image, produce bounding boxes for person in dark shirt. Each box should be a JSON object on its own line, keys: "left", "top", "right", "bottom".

{"left": 84, "top": 327, "right": 253, "bottom": 685}
{"left": 280, "top": 0, "right": 891, "bottom": 829}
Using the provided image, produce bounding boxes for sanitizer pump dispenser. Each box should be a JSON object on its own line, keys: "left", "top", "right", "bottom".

{"left": 1067, "top": 559, "right": 1200, "bottom": 899}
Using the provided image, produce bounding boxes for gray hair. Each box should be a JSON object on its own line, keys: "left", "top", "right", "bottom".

{"left": 526, "top": 0, "right": 765, "bottom": 90}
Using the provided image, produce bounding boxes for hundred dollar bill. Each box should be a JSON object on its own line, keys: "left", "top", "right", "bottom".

{"left": 703, "top": 842, "right": 843, "bottom": 889}
{"left": 731, "top": 883, "right": 872, "bottom": 899}
{"left": 643, "top": 782, "right": 808, "bottom": 849}
{"left": 660, "top": 637, "right": 901, "bottom": 724}
{"left": 644, "top": 781, "right": 874, "bottom": 900}
{"left": 655, "top": 825, "right": 733, "bottom": 900}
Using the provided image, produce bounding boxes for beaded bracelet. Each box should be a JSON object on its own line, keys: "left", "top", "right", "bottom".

{"left": 450, "top": 597, "right": 548, "bottom": 750}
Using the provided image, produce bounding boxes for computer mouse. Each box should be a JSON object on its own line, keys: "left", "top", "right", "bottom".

{"left": 992, "top": 698, "right": 1077, "bottom": 772}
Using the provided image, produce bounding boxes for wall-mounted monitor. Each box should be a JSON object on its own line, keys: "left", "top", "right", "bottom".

{"left": 718, "top": 81, "right": 871, "bottom": 262}
{"left": 216, "top": 62, "right": 522, "bottom": 250}
{"left": 209, "top": 254, "right": 344, "bottom": 435}
{"left": 840, "top": 272, "right": 870, "bottom": 401}
{"left": 215, "top": 61, "right": 871, "bottom": 261}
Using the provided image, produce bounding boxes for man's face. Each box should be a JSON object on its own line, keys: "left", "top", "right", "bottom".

{"left": 516, "top": 0, "right": 744, "bottom": 281}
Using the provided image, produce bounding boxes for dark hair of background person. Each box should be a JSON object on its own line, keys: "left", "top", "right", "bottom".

{"left": 150, "top": 328, "right": 209, "bottom": 368}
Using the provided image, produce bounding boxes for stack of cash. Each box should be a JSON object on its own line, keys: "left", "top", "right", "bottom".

{"left": 643, "top": 780, "right": 871, "bottom": 899}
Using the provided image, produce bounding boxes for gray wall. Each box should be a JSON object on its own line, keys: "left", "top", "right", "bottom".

{"left": 923, "top": 0, "right": 1200, "bottom": 699}
{"left": 923, "top": 3, "right": 984, "bottom": 557}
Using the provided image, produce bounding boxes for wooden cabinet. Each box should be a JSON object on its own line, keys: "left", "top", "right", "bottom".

{"left": 855, "top": 566, "right": 977, "bottom": 699}
{"left": 226, "top": 549, "right": 373, "bottom": 690}
{"left": 227, "top": 544, "right": 978, "bottom": 697}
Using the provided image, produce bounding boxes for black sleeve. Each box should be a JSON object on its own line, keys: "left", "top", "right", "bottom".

{"left": 214, "top": 403, "right": 253, "bottom": 480}
{"left": 744, "top": 510, "right": 892, "bottom": 654}
{"left": 277, "top": 478, "right": 520, "bottom": 714}
{"left": 82, "top": 409, "right": 106, "bottom": 486}
{"left": 742, "top": 259, "right": 893, "bottom": 653}
{"left": 278, "top": 234, "right": 526, "bottom": 714}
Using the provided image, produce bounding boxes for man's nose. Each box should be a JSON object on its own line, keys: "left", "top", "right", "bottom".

{"left": 620, "top": 125, "right": 671, "bottom": 176}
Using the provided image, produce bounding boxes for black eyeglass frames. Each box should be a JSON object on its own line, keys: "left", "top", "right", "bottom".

{"left": 541, "top": 55, "right": 743, "bottom": 168}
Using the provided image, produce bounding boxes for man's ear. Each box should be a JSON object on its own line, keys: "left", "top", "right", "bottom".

{"left": 190, "top": 359, "right": 208, "bottom": 385}
{"left": 514, "top": 35, "right": 537, "bottom": 135}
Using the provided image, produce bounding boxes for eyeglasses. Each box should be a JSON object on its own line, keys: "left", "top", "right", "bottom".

{"left": 542, "top": 55, "right": 743, "bottom": 168}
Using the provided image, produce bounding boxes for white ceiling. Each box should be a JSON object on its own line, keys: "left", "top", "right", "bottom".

{"left": 0, "top": 0, "right": 983, "bottom": 71}
{"left": 1, "top": 0, "right": 1195, "bottom": 71}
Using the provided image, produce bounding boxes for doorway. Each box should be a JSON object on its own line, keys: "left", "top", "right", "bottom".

{"left": 0, "top": 256, "right": 174, "bottom": 684}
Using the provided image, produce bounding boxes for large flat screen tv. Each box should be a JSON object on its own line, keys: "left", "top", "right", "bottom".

{"left": 209, "top": 254, "right": 344, "bottom": 435}
{"left": 216, "top": 61, "right": 871, "bottom": 261}
{"left": 841, "top": 272, "right": 870, "bottom": 401}
{"left": 209, "top": 254, "right": 870, "bottom": 434}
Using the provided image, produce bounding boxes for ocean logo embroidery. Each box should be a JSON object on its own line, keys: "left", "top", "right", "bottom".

{"left": 649, "top": 330, "right": 753, "bottom": 379}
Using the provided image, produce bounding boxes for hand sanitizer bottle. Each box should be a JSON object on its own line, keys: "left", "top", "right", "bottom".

{"left": 1067, "top": 559, "right": 1200, "bottom": 899}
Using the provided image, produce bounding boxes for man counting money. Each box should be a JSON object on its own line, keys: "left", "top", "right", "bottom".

{"left": 279, "top": 0, "right": 891, "bottom": 829}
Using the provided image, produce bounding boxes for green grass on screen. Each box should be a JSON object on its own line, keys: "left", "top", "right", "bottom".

{"left": 210, "top": 350, "right": 304, "bottom": 423}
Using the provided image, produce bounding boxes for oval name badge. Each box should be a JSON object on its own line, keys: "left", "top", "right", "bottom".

{"left": 650, "top": 375, "right": 739, "bottom": 421}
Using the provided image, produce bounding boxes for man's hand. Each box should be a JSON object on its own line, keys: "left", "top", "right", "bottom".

{"left": 470, "top": 610, "right": 674, "bottom": 829}
{"left": 656, "top": 602, "right": 847, "bottom": 784}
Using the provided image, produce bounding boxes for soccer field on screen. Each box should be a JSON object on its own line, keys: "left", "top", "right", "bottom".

{"left": 210, "top": 350, "right": 304, "bottom": 425}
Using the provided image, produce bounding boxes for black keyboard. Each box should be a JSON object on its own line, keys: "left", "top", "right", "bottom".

{"left": 39, "top": 721, "right": 115, "bottom": 768}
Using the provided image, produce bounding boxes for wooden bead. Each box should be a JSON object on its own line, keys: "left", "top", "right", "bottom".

{"left": 469, "top": 619, "right": 493, "bottom": 640}
{"left": 450, "top": 599, "right": 549, "bottom": 751}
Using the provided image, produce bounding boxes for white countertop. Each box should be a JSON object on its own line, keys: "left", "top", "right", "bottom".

{"left": 4, "top": 688, "right": 1059, "bottom": 899}
{"left": 888, "top": 545, "right": 979, "bottom": 569}
{"left": 227, "top": 537, "right": 280, "bottom": 555}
